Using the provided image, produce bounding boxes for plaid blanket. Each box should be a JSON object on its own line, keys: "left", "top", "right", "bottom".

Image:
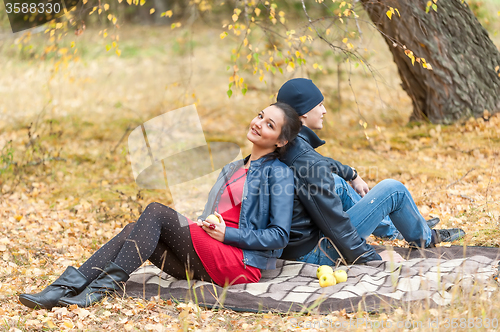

{"left": 124, "top": 246, "right": 500, "bottom": 313}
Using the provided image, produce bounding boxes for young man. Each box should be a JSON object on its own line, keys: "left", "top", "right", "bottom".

{"left": 278, "top": 78, "right": 465, "bottom": 264}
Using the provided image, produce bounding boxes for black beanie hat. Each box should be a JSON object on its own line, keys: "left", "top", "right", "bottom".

{"left": 277, "top": 78, "right": 324, "bottom": 116}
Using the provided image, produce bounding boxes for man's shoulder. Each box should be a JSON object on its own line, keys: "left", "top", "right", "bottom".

{"left": 282, "top": 137, "right": 315, "bottom": 164}
{"left": 283, "top": 138, "right": 328, "bottom": 166}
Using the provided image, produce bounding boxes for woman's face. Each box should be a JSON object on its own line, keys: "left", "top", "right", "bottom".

{"left": 247, "top": 105, "right": 287, "bottom": 150}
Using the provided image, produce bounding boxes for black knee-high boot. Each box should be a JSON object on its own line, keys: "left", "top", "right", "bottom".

{"left": 58, "top": 261, "right": 129, "bottom": 308}
{"left": 19, "top": 266, "right": 90, "bottom": 310}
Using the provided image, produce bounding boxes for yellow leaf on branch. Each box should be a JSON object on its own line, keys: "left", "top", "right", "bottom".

{"left": 150, "top": 8, "right": 155, "bottom": 14}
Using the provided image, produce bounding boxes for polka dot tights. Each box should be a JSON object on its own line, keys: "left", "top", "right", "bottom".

{"left": 78, "top": 202, "right": 212, "bottom": 282}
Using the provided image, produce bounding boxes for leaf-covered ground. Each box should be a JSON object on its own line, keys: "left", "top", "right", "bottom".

{"left": 1, "top": 24, "right": 500, "bottom": 331}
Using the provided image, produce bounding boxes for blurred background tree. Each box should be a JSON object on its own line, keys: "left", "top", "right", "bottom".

{"left": 1, "top": 0, "right": 499, "bottom": 123}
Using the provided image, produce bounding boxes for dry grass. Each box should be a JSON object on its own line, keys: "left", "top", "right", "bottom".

{"left": 0, "top": 15, "right": 500, "bottom": 331}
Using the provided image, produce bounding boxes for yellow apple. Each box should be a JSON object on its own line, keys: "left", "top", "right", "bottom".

{"left": 316, "top": 265, "right": 334, "bottom": 279}
{"left": 318, "top": 273, "right": 336, "bottom": 287}
{"left": 206, "top": 214, "right": 220, "bottom": 224}
{"left": 333, "top": 270, "right": 348, "bottom": 283}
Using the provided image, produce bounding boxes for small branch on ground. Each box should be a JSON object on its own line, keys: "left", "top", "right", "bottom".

{"left": 111, "top": 125, "right": 132, "bottom": 153}
{"left": 446, "top": 168, "right": 475, "bottom": 189}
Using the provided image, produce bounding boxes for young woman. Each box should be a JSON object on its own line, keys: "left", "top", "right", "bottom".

{"left": 19, "top": 102, "right": 302, "bottom": 309}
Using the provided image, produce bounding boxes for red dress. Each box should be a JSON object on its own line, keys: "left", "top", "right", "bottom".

{"left": 188, "top": 168, "right": 261, "bottom": 286}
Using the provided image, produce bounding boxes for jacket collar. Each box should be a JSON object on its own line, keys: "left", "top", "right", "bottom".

{"left": 240, "top": 154, "right": 264, "bottom": 169}
{"left": 297, "top": 126, "right": 325, "bottom": 149}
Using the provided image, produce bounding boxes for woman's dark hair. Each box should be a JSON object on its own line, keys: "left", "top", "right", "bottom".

{"left": 262, "top": 101, "right": 302, "bottom": 161}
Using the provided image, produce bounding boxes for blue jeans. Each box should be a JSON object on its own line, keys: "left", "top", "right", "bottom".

{"left": 332, "top": 174, "right": 399, "bottom": 239}
{"left": 297, "top": 175, "right": 432, "bottom": 265}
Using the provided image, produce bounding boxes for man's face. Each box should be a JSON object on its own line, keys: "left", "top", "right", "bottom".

{"left": 301, "top": 102, "right": 326, "bottom": 130}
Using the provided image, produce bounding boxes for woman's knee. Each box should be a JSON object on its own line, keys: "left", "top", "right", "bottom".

{"left": 144, "top": 202, "right": 164, "bottom": 212}
{"left": 141, "top": 202, "right": 171, "bottom": 219}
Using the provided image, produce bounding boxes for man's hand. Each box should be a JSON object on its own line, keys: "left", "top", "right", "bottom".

{"left": 379, "top": 250, "right": 405, "bottom": 263}
{"left": 350, "top": 176, "right": 369, "bottom": 197}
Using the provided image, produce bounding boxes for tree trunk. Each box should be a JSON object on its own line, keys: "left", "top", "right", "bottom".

{"left": 360, "top": 0, "right": 500, "bottom": 123}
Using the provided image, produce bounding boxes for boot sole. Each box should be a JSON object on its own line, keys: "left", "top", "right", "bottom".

{"left": 19, "top": 295, "right": 50, "bottom": 310}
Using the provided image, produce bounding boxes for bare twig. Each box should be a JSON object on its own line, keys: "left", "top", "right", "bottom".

{"left": 299, "top": 0, "right": 391, "bottom": 125}
{"left": 352, "top": 1, "right": 363, "bottom": 43}
{"left": 485, "top": 151, "right": 497, "bottom": 218}
{"left": 300, "top": 0, "right": 345, "bottom": 54}
{"left": 111, "top": 125, "right": 132, "bottom": 153}
{"left": 317, "top": 236, "right": 348, "bottom": 267}
{"left": 446, "top": 168, "right": 475, "bottom": 189}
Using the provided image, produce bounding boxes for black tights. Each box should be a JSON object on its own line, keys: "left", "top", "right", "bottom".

{"left": 78, "top": 202, "right": 212, "bottom": 282}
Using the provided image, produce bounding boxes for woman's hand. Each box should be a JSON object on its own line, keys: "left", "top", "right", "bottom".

{"left": 201, "top": 211, "right": 226, "bottom": 242}
{"left": 350, "top": 176, "right": 369, "bottom": 197}
{"left": 379, "top": 250, "right": 405, "bottom": 263}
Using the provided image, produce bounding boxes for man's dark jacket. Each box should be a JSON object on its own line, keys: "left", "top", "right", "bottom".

{"left": 280, "top": 126, "right": 382, "bottom": 264}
